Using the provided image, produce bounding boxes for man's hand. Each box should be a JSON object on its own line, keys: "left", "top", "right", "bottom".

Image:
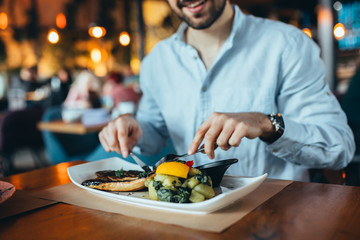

{"left": 99, "top": 114, "right": 142, "bottom": 158}
{"left": 188, "top": 112, "right": 274, "bottom": 159}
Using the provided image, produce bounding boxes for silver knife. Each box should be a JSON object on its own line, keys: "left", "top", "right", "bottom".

{"left": 130, "top": 152, "right": 152, "bottom": 172}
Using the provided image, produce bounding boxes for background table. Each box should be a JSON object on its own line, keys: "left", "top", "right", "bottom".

{"left": 1, "top": 161, "right": 360, "bottom": 239}
{"left": 37, "top": 121, "right": 106, "bottom": 135}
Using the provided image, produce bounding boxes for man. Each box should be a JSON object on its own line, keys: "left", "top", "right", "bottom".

{"left": 99, "top": 0, "right": 355, "bottom": 181}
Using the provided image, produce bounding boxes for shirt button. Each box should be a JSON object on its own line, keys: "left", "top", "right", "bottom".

{"left": 193, "top": 56, "right": 197, "bottom": 60}
{"left": 202, "top": 86, "right": 207, "bottom": 92}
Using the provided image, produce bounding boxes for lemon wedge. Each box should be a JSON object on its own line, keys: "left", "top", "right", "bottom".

{"left": 155, "top": 162, "right": 190, "bottom": 179}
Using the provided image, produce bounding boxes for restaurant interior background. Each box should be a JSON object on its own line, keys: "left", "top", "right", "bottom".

{"left": 0, "top": 0, "right": 359, "bottom": 185}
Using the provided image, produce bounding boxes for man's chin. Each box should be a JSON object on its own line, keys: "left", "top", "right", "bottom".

{"left": 182, "top": 16, "right": 216, "bottom": 30}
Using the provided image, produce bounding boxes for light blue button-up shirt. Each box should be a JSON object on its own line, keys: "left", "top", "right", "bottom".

{"left": 135, "top": 5, "right": 355, "bottom": 181}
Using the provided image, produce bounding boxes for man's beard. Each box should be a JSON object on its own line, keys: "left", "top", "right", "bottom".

{"left": 176, "top": 0, "right": 227, "bottom": 30}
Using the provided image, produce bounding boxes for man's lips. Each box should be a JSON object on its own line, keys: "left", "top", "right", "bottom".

{"left": 180, "top": 0, "right": 207, "bottom": 13}
{"left": 179, "top": 0, "right": 207, "bottom": 9}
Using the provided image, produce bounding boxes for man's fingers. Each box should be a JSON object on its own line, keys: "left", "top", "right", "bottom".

{"left": 99, "top": 131, "right": 111, "bottom": 152}
{"left": 188, "top": 121, "right": 211, "bottom": 155}
{"left": 97, "top": 114, "right": 142, "bottom": 158}
{"left": 128, "top": 127, "right": 142, "bottom": 150}
{"left": 117, "top": 127, "right": 130, "bottom": 158}
{"left": 216, "top": 122, "right": 235, "bottom": 150}
{"left": 228, "top": 125, "right": 246, "bottom": 147}
{"left": 203, "top": 124, "right": 223, "bottom": 159}
{"left": 103, "top": 122, "right": 120, "bottom": 151}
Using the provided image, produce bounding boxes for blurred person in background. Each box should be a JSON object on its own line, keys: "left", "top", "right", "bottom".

{"left": 19, "top": 66, "right": 42, "bottom": 92}
{"left": 102, "top": 72, "right": 141, "bottom": 118}
{"left": 99, "top": 0, "right": 355, "bottom": 181}
{"left": 41, "top": 70, "right": 103, "bottom": 164}
{"left": 48, "top": 68, "right": 73, "bottom": 107}
{"left": 0, "top": 72, "right": 8, "bottom": 111}
{"left": 64, "top": 69, "right": 102, "bottom": 109}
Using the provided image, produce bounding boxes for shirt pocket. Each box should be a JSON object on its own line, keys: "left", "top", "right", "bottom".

{"left": 211, "top": 87, "right": 276, "bottom": 113}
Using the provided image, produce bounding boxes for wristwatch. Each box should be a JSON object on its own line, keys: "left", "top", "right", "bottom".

{"left": 261, "top": 113, "right": 285, "bottom": 143}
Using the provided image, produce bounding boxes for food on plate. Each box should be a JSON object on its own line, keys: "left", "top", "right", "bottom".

{"left": 81, "top": 161, "right": 215, "bottom": 203}
{"left": 81, "top": 169, "right": 154, "bottom": 192}
{"left": 155, "top": 161, "right": 190, "bottom": 178}
{"left": 145, "top": 161, "right": 215, "bottom": 203}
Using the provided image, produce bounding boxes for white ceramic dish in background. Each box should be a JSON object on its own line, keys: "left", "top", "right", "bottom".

{"left": 62, "top": 108, "right": 84, "bottom": 123}
{"left": 67, "top": 157, "right": 267, "bottom": 215}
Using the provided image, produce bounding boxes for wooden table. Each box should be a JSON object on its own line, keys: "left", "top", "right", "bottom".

{"left": 1, "top": 161, "right": 360, "bottom": 239}
{"left": 37, "top": 121, "right": 106, "bottom": 135}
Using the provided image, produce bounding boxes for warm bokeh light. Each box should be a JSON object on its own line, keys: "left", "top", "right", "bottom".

{"left": 334, "top": 23, "right": 346, "bottom": 40}
{"left": 119, "top": 32, "right": 131, "bottom": 46}
{"left": 302, "top": 28, "right": 312, "bottom": 38}
{"left": 0, "top": 12, "right": 8, "bottom": 30}
{"left": 130, "top": 58, "right": 141, "bottom": 75}
{"left": 90, "top": 48, "right": 102, "bottom": 63}
{"left": 94, "top": 64, "right": 107, "bottom": 77}
{"left": 56, "top": 13, "right": 67, "bottom": 29}
{"left": 89, "top": 26, "right": 106, "bottom": 38}
{"left": 48, "top": 29, "right": 60, "bottom": 44}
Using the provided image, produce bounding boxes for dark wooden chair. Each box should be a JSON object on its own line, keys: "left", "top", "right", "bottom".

{"left": 0, "top": 107, "right": 46, "bottom": 176}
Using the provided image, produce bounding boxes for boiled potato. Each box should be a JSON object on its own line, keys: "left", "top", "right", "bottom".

{"left": 148, "top": 180, "right": 158, "bottom": 200}
{"left": 194, "top": 183, "right": 215, "bottom": 199}
{"left": 189, "top": 168, "right": 202, "bottom": 177}
{"left": 154, "top": 174, "right": 182, "bottom": 187}
{"left": 186, "top": 176, "right": 200, "bottom": 189}
{"left": 144, "top": 174, "right": 154, "bottom": 187}
{"left": 189, "top": 190, "right": 205, "bottom": 203}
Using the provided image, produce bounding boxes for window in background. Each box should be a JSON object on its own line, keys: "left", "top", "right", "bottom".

{"left": 337, "top": 1, "right": 360, "bottom": 50}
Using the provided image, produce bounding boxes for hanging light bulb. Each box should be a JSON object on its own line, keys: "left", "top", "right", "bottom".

{"left": 48, "top": 29, "right": 60, "bottom": 44}
{"left": 334, "top": 23, "right": 345, "bottom": 40}
{"left": 56, "top": 13, "right": 67, "bottom": 29}
{"left": 119, "top": 32, "right": 131, "bottom": 46}
{"left": 0, "top": 12, "right": 8, "bottom": 30}
{"left": 88, "top": 26, "right": 106, "bottom": 38}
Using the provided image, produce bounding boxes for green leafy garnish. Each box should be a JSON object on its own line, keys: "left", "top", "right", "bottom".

{"left": 138, "top": 171, "right": 150, "bottom": 178}
{"left": 115, "top": 168, "right": 124, "bottom": 177}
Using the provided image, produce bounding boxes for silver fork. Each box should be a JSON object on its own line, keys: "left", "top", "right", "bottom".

{"left": 153, "top": 143, "right": 218, "bottom": 169}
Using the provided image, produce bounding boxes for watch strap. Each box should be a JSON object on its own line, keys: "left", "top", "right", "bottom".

{"left": 260, "top": 113, "right": 285, "bottom": 143}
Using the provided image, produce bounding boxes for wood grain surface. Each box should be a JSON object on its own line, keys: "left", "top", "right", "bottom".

{"left": 37, "top": 121, "right": 106, "bottom": 135}
{"left": 1, "top": 161, "right": 360, "bottom": 239}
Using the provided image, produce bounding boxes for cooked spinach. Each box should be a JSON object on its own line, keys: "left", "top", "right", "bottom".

{"left": 156, "top": 187, "right": 191, "bottom": 203}
{"left": 153, "top": 180, "right": 162, "bottom": 190}
{"left": 174, "top": 187, "right": 191, "bottom": 203}
{"left": 194, "top": 173, "right": 211, "bottom": 186}
{"left": 175, "top": 160, "right": 186, "bottom": 164}
{"left": 157, "top": 188, "right": 174, "bottom": 202}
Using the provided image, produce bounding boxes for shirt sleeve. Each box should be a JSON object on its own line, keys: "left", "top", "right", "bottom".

{"left": 267, "top": 32, "right": 355, "bottom": 169}
{"left": 135, "top": 56, "right": 170, "bottom": 156}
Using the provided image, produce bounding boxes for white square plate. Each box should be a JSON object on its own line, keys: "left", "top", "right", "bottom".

{"left": 68, "top": 157, "right": 267, "bottom": 214}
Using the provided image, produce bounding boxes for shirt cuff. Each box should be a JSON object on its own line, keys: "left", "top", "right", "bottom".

{"left": 266, "top": 116, "right": 307, "bottom": 165}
